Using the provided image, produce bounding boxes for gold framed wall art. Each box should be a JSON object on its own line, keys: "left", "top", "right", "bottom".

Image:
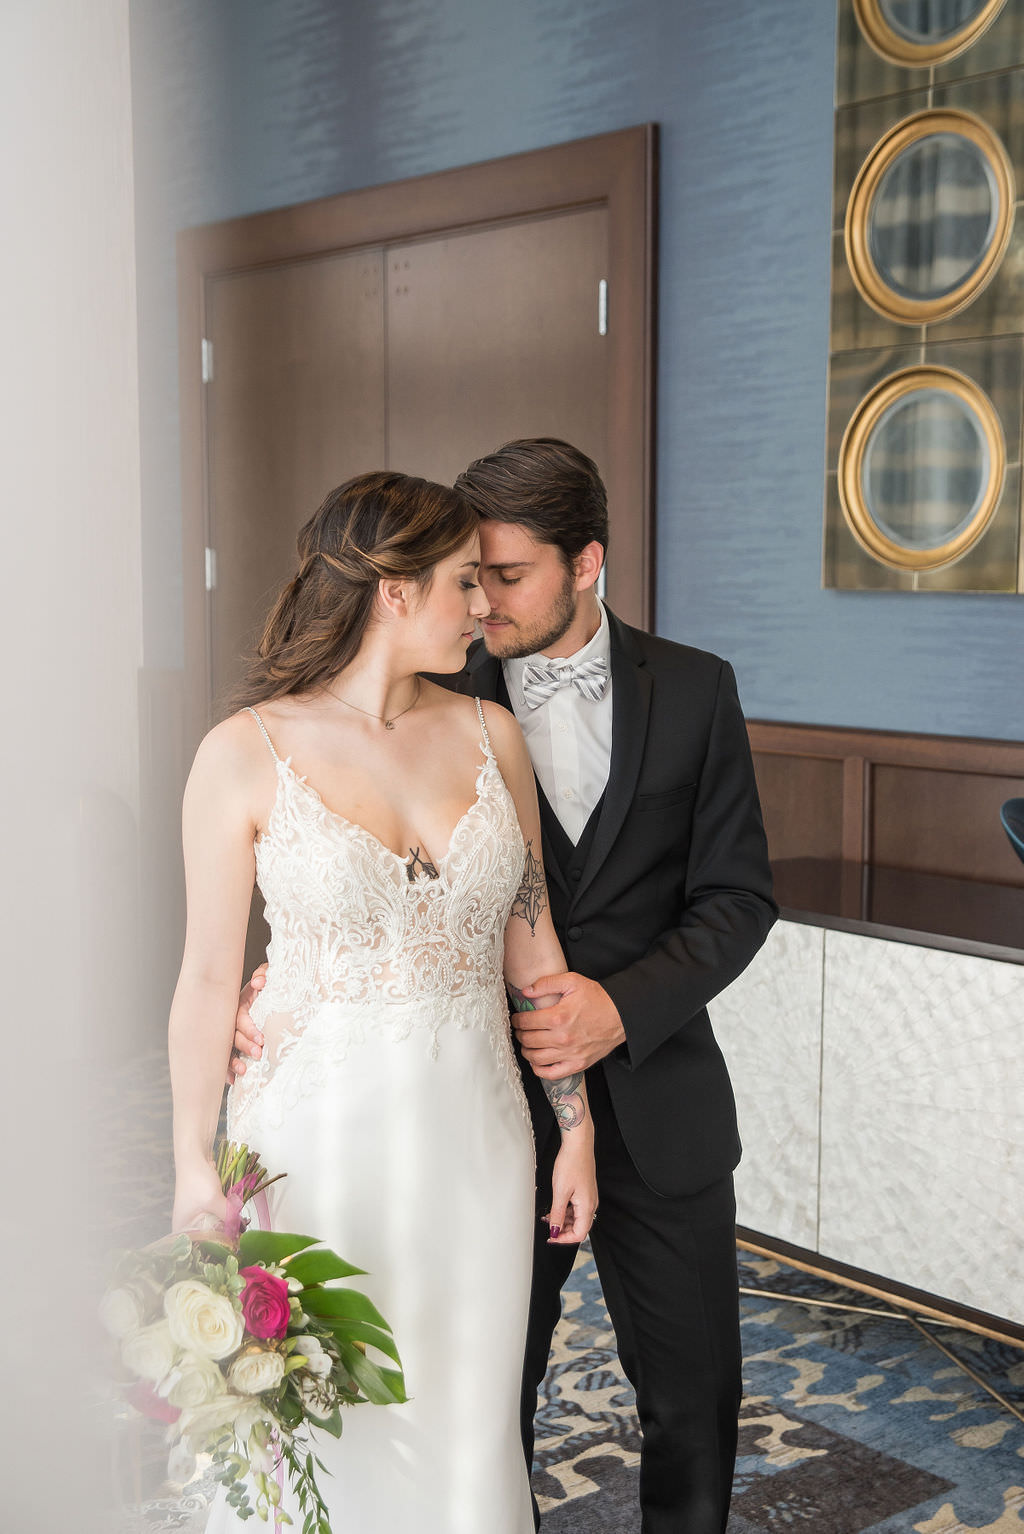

{"left": 826, "top": 0, "right": 1024, "bottom": 592}
{"left": 852, "top": 0, "right": 1008, "bottom": 69}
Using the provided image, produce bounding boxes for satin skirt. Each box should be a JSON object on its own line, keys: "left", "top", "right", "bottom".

{"left": 207, "top": 993, "right": 536, "bottom": 1534}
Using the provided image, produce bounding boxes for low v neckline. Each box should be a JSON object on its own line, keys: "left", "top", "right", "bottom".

{"left": 273, "top": 752, "right": 493, "bottom": 872}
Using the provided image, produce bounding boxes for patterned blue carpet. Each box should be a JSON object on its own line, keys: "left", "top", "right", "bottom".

{"left": 538, "top": 1247, "right": 1024, "bottom": 1533}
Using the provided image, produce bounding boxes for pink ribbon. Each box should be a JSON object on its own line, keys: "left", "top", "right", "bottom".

{"left": 253, "top": 1186, "right": 272, "bottom": 1232}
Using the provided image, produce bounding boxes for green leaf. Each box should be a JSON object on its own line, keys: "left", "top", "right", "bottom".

{"left": 195, "top": 1237, "right": 235, "bottom": 1263}
{"left": 312, "top": 1407, "right": 343, "bottom": 1439}
{"left": 284, "top": 1249, "right": 366, "bottom": 1285}
{"left": 238, "top": 1231, "right": 319, "bottom": 1265}
{"left": 300, "top": 1286, "right": 390, "bottom": 1329}
{"left": 318, "top": 1318, "right": 402, "bottom": 1364}
{"left": 337, "top": 1341, "right": 407, "bottom": 1405}
{"left": 377, "top": 1366, "right": 408, "bottom": 1402}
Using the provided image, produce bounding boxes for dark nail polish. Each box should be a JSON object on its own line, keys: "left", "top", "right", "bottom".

{"left": 549, "top": 1226, "right": 560, "bottom": 1239}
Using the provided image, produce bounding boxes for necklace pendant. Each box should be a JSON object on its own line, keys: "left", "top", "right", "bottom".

{"left": 385, "top": 719, "right": 395, "bottom": 730}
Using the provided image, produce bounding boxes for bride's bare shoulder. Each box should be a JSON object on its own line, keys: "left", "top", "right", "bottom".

{"left": 418, "top": 681, "right": 519, "bottom": 741}
{"left": 187, "top": 707, "right": 278, "bottom": 794}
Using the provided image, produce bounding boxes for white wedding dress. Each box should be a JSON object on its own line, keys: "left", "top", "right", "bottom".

{"left": 208, "top": 700, "right": 536, "bottom": 1533}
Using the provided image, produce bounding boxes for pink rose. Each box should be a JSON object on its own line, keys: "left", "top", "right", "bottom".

{"left": 240, "top": 1266, "right": 291, "bottom": 1340}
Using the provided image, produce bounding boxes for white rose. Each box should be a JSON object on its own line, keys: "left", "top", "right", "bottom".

{"left": 122, "top": 1319, "right": 178, "bottom": 1384}
{"left": 294, "top": 1333, "right": 332, "bottom": 1379}
{"left": 160, "top": 1351, "right": 227, "bottom": 1409}
{"left": 298, "top": 1373, "right": 338, "bottom": 1421}
{"left": 178, "top": 1393, "right": 247, "bottom": 1451}
{"left": 165, "top": 1281, "right": 244, "bottom": 1361}
{"left": 227, "top": 1344, "right": 286, "bottom": 1396}
{"left": 100, "top": 1285, "right": 147, "bottom": 1339}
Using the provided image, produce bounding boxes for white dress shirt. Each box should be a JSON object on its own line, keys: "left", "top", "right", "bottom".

{"left": 503, "top": 602, "right": 613, "bottom": 843}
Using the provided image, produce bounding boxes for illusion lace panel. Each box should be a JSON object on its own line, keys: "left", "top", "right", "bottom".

{"left": 227, "top": 740, "right": 529, "bottom": 1136}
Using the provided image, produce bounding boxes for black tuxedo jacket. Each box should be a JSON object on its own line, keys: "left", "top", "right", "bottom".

{"left": 450, "top": 608, "right": 777, "bottom": 1198}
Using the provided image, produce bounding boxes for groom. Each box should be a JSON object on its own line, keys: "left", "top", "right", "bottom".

{"left": 451, "top": 439, "right": 775, "bottom": 1532}
{"left": 233, "top": 438, "right": 776, "bottom": 1531}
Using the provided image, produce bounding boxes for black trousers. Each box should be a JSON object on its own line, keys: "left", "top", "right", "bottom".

{"left": 522, "top": 1067, "right": 741, "bottom": 1533}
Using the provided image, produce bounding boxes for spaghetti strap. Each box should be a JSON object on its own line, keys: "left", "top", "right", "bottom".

{"left": 245, "top": 706, "right": 281, "bottom": 763}
{"left": 474, "top": 696, "right": 494, "bottom": 758}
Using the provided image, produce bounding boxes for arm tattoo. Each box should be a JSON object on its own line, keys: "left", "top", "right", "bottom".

{"left": 509, "top": 985, "right": 587, "bottom": 1132}
{"left": 542, "top": 1071, "right": 586, "bottom": 1130}
{"left": 510, "top": 841, "right": 546, "bottom": 935}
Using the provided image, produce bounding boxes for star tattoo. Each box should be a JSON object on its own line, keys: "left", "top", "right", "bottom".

{"left": 511, "top": 840, "right": 547, "bottom": 935}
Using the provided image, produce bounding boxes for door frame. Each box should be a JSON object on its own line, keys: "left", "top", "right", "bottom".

{"left": 178, "top": 123, "right": 658, "bottom": 748}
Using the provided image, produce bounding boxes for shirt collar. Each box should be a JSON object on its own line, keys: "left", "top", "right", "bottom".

{"left": 504, "top": 601, "right": 610, "bottom": 707}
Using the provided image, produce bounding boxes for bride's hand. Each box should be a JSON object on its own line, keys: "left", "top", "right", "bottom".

{"left": 546, "top": 1134, "right": 597, "bottom": 1246}
{"left": 172, "top": 1161, "right": 229, "bottom": 1236}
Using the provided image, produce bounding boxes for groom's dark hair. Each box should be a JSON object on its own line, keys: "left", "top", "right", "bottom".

{"left": 454, "top": 438, "right": 609, "bottom": 567}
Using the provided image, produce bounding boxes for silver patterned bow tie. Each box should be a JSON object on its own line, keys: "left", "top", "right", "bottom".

{"left": 521, "top": 657, "right": 609, "bottom": 709}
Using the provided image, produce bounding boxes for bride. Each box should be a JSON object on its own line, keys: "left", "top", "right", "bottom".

{"left": 168, "top": 470, "right": 596, "bottom": 1533}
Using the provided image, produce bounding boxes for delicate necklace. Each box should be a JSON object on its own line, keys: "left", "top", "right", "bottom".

{"left": 329, "top": 677, "right": 421, "bottom": 730}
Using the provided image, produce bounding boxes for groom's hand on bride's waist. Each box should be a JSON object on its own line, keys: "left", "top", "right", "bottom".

{"left": 513, "top": 973, "right": 626, "bottom": 1078}
{"left": 227, "top": 963, "right": 268, "bottom": 1084}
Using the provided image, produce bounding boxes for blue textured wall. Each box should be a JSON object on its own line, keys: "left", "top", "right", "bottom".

{"left": 130, "top": 0, "right": 1023, "bottom": 740}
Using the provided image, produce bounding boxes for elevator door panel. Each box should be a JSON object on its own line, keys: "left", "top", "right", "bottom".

{"left": 386, "top": 208, "right": 608, "bottom": 486}
{"left": 204, "top": 250, "right": 386, "bottom": 711}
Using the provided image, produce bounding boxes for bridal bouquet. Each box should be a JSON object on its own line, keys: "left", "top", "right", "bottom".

{"left": 102, "top": 1143, "right": 405, "bottom": 1529}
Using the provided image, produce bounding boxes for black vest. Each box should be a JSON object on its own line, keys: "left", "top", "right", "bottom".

{"left": 495, "top": 669, "right": 605, "bottom": 938}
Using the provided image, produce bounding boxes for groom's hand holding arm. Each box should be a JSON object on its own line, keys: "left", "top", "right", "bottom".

{"left": 514, "top": 973, "right": 625, "bottom": 1077}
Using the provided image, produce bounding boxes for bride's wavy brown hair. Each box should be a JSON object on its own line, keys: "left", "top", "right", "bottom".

{"left": 229, "top": 471, "right": 477, "bottom": 711}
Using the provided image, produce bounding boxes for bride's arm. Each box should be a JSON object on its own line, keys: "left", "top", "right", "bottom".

{"left": 168, "top": 722, "right": 261, "bottom": 1233}
{"left": 484, "top": 703, "right": 597, "bottom": 1248}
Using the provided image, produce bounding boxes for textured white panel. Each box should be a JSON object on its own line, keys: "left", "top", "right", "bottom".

{"left": 711, "top": 920, "right": 824, "bottom": 1250}
{"left": 820, "top": 931, "right": 1024, "bottom": 1322}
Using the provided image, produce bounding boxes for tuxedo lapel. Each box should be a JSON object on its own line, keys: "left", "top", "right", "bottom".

{"left": 572, "top": 610, "right": 652, "bottom": 906}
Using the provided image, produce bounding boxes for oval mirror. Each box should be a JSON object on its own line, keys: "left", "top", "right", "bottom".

{"left": 882, "top": 0, "right": 994, "bottom": 42}
{"left": 838, "top": 366, "right": 1005, "bottom": 569}
{"left": 845, "top": 109, "right": 1014, "bottom": 323}
{"left": 868, "top": 131, "right": 999, "bottom": 300}
{"left": 854, "top": 0, "right": 1006, "bottom": 64}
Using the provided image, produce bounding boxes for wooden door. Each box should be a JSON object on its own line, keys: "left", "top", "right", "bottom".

{"left": 387, "top": 209, "right": 607, "bottom": 484}
{"left": 179, "top": 126, "right": 656, "bottom": 752}
{"left": 204, "top": 249, "right": 386, "bottom": 713}
{"left": 203, "top": 208, "right": 608, "bottom": 718}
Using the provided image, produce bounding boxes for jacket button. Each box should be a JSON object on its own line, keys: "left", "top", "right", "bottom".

{"left": 569, "top": 868, "right": 582, "bottom": 881}
{"left": 567, "top": 925, "right": 583, "bottom": 941}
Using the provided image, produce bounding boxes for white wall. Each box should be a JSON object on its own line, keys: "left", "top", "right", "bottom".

{"left": 0, "top": 3, "right": 144, "bottom": 1526}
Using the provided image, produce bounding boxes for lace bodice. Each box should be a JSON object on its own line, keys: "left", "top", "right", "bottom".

{"left": 228, "top": 701, "right": 528, "bottom": 1137}
{"left": 249, "top": 699, "right": 524, "bottom": 1006}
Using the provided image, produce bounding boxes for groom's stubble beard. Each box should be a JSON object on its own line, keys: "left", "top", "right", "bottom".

{"left": 481, "top": 564, "right": 578, "bottom": 659}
